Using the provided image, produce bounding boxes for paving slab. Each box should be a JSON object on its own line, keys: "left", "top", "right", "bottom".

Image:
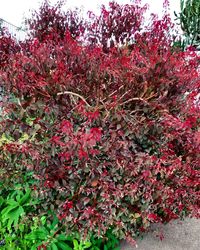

{"left": 120, "top": 218, "right": 200, "bottom": 250}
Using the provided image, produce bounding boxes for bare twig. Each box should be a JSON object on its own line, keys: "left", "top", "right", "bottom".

{"left": 99, "top": 99, "right": 110, "bottom": 121}
{"left": 118, "top": 89, "right": 131, "bottom": 101}
{"left": 57, "top": 91, "right": 91, "bottom": 107}
{"left": 119, "top": 91, "right": 157, "bottom": 107}
{"left": 146, "top": 93, "right": 157, "bottom": 100}
{"left": 130, "top": 109, "right": 143, "bottom": 115}
{"left": 102, "top": 84, "right": 125, "bottom": 102}
{"left": 119, "top": 97, "right": 148, "bottom": 106}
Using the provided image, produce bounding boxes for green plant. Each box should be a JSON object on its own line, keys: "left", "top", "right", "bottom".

{"left": 1, "top": 188, "right": 35, "bottom": 230}
{"left": 90, "top": 229, "right": 120, "bottom": 250}
{"left": 0, "top": 172, "right": 40, "bottom": 249}
{"left": 0, "top": 169, "right": 120, "bottom": 250}
{"left": 72, "top": 239, "right": 91, "bottom": 250}
{"left": 26, "top": 214, "right": 71, "bottom": 250}
{"left": 175, "top": 0, "right": 200, "bottom": 49}
{"left": 26, "top": 215, "right": 120, "bottom": 250}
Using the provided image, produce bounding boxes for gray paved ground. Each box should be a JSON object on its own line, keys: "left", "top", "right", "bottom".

{"left": 120, "top": 218, "right": 200, "bottom": 250}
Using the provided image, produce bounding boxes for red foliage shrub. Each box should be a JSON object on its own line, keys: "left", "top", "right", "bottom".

{"left": 0, "top": 29, "right": 20, "bottom": 69}
{"left": 0, "top": 0, "right": 199, "bottom": 241}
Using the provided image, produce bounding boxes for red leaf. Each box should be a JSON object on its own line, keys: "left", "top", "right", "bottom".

{"left": 60, "top": 120, "right": 73, "bottom": 134}
{"left": 78, "top": 148, "right": 88, "bottom": 160}
{"left": 147, "top": 213, "right": 159, "bottom": 222}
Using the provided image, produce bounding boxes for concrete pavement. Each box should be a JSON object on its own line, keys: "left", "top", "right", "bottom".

{"left": 120, "top": 218, "right": 200, "bottom": 250}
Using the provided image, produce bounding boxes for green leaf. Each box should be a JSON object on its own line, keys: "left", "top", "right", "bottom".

{"left": 13, "top": 206, "right": 24, "bottom": 227}
{"left": 73, "top": 239, "right": 79, "bottom": 250}
{"left": 26, "top": 117, "right": 36, "bottom": 126}
{"left": 26, "top": 229, "right": 48, "bottom": 240}
{"left": 181, "top": 0, "right": 184, "bottom": 11}
{"left": 19, "top": 189, "right": 31, "bottom": 205}
{"left": 2, "top": 205, "right": 24, "bottom": 229}
{"left": 51, "top": 242, "right": 58, "bottom": 250}
{"left": 83, "top": 241, "right": 92, "bottom": 249}
{"left": 49, "top": 215, "right": 59, "bottom": 230}
{"left": 56, "top": 241, "right": 73, "bottom": 250}
{"left": 1, "top": 203, "right": 18, "bottom": 215}
{"left": 19, "top": 133, "right": 29, "bottom": 143}
{"left": 19, "top": 222, "right": 25, "bottom": 232}
{"left": 0, "top": 197, "right": 5, "bottom": 206}
{"left": 104, "top": 245, "right": 108, "bottom": 250}
{"left": 41, "top": 215, "right": 47, "bottom": 225}
{"left": 90, "top": 247, "right": 100, "bottom": 250}
{"left": 31, "top": 246, "right": 39, "bottom": 250}
{"left": 56, "top": 234, "right": 72, "bottom": 241}
{"left": 0, "top": 133, "right": 14, "bottom": 146}
{"left": 6, "top": 199, "right": 19, "bottom": 207}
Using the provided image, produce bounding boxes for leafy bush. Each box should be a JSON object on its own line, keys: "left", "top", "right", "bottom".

{"left": 174, "top": 0, "right": 200, "bottom": 49}
{"left": 0, "top": 173, "right": 120, "bottom": 250}
{"left": 0, "top": 0, "right": 199, "bottom": 244}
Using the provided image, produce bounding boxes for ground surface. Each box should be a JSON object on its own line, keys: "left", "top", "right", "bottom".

{"left": 120, "top": 218, "right": 200, "bottom": 250}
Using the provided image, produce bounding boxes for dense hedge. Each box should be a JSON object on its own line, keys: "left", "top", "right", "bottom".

{"left": 0, "top": 0, "right": 199, "bottom": 245}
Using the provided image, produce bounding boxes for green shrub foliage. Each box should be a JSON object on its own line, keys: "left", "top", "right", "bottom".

{"left": 175, "top": 0, "right": 200, "bottom": 48}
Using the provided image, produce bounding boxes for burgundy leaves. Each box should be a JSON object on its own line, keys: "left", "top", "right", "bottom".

{"left": 0, "top": 0, "right": 199, "bottom": 242}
